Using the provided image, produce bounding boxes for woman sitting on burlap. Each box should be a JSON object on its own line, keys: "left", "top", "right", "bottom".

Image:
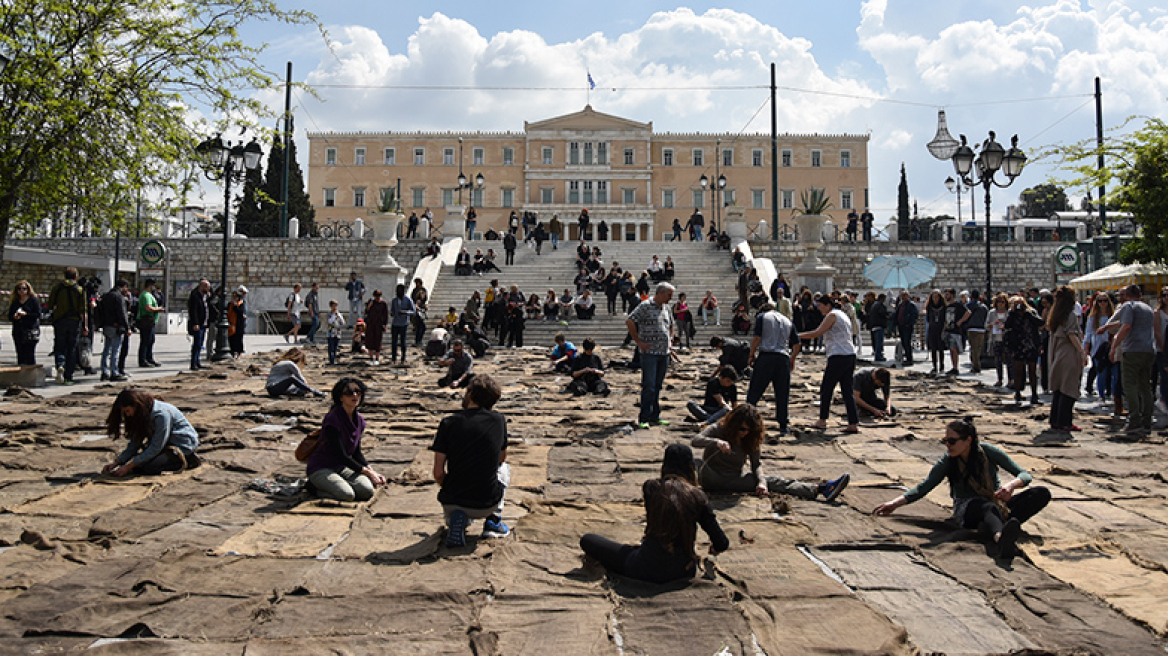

{"left": 580, "top": 443, "right": 728, "bottom": 583}
{"left": 306, "top": 377, "right": 386, "bottom": 502}
{"left": 873, "top": 416, "right": 1050, "bottom": 560}
{"left": 103, "top": 389, "right": 201, "bottom": 476}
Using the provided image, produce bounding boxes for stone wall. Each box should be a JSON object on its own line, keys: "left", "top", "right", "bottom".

{"left": 750, "top": 240, "right": 1065, "bottom": 294}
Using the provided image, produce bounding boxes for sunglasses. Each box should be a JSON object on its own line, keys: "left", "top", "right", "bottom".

{"left": 940, "top": 436, "right": 967, "bottom": 446}
{"left": 342, "top": 388, "right": 362, "bottom": 396}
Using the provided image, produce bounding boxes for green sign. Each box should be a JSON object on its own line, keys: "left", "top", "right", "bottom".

{"left": 1055, "top": 245, "right": 1079, "bottom": 272}
{"left": 141, "top": 240, "right": 167, "bottom": 265}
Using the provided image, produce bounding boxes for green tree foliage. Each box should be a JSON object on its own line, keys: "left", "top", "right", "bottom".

{"left": 251, "top": 133, "right": 314, "bottom": 238}
{"left": 0, "top": 0, "right": 319, "bottom": 266}
{"left": 1018, "top": 183, "right": 1070, "bottom": 218}
{"left": 233, "top": 166, "right": 264, "bottom": 236}
{"left": 897, "top": 163, "right": 910, "bottom": 240}
{"left": 1054, "top": 117, "right": 1168, "bottom": 264}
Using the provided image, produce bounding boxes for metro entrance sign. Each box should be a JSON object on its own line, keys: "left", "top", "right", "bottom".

{"left": 141, "top": 240, "right": 167, "bottom": 265}
{"left": 1055, "top": 245, "right": 1079, "bottom": 272}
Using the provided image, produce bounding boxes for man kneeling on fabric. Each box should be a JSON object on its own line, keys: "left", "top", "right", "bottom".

{"left": 853, "top": 366, "right": 897, "bottom": 418}
{"left": 437, "top": 339, "right": 475, "bottom": 389}
{"left": 431, "top": 375, "right": 511, "bottom": 547}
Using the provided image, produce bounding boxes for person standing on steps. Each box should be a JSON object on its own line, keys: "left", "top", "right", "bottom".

{"left": 548, "top": 214, "right": 562, "bottom": 250}
{"left": 503, "top": 230, "right": 517, "bottom": 266}
{"left": 627, "top": 282, "right": 675, "bottom": 429}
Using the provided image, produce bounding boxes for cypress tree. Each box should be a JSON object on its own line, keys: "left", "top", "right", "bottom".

{"left": 897, "top": 163, "right": 910, "bottom": 241}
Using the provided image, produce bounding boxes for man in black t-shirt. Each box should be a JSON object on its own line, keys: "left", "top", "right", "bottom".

{"left": 431, "top": 375, "right": 510, "bottom": 548}
{"left": 687, "top": 365, "right": 738, "bottom": 425}
{"left": 709, "top": 335, "right": 751, "bottom": 378}
{"left": 853, "top": 366, "right": 896, "bottom": 418}
{"left": 566, "top": 338, "right": 609, "bottom": 396}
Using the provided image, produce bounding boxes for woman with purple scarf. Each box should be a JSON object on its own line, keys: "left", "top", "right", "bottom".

{"left": 306, "top": 377, "right": 386, "bottom": 501}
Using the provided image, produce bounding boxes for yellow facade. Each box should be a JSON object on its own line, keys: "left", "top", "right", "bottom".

{"left": 307, "top": 106, "right": 868, "bottom": 241}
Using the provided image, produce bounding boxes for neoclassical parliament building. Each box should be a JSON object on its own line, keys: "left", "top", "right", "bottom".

{"left": 307, "top": 106, "right": 869, "bottom": 241}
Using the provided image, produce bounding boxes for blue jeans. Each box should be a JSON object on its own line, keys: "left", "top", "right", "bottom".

{"left": 306, "top": 313, "right": 320, "bottom": 343}
{"left": 53, "top": 319, "right": 81, "bottom": 380}
{"left": 638, "top": 353, "right": 669, "bottom": 423}
{"left": 190, "top": 327, "right": 206, "bottom": 368}
{"left": 550, "top": 233, "right": 559, "bottom": 249}
{"left": 870, "top": 328, "right": 885, "bottom": 361}
{"left": 101, "top": 326, "right": 122, "bottom": 376}
{"left": 746, "top": 351, "right": 791, "bottom": 430}
{"left": 328, "top": 335, "right": 340, "bottom": 364}
{"left": 1096, "top": 359, "right": 1119, "bottom": 397}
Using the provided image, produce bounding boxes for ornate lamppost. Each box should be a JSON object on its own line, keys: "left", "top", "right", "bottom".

{"left": 195, "top": 134, "right": 262, "bottom": 362}
{"left": 699, "top": 149, "right": 727, "bottom": 236}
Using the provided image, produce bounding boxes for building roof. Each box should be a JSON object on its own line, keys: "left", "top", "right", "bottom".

{"left": 525, "top": 105, "right": 652, "bottom": 132}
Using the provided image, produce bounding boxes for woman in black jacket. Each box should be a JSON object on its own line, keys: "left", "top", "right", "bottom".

{"left": 7, "top": 280, "right": 41, "bottom": 365}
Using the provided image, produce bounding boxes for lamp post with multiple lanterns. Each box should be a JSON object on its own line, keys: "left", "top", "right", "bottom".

{"left": 699, "top": 139, "right": 728, "bottom": 235}
{"left": 195, "top": 134, "right": 262, "bottom": 362}
{"left": 455, "top": 136, "right": 484, "bottom": 207}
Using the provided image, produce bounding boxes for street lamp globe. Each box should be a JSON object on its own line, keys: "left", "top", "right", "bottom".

{"left": 1002, "top": 135, "right": 1027, "bottom": 179}
{"left": 952, "top": 135, "right": 975, "bottom": 178}
{"left": 474, "top": 172, "right": 484, "bottom": 187}
{"left": 981, "top": 131, "right": 1005, "bottom": 173}
{"left": 717, "top": 173, "right": 727, "bottom": 190}
{"left": 945, "top": 176, "right": 956, "bottom": 193}
{"left": 699, "top": 174, "right": 709, "bottom": 189}
{"left": 243, "top": 139, "right": 263, "bottom": 171}
{"left": 457, "top": 172, "right": 467, "bottom": 187}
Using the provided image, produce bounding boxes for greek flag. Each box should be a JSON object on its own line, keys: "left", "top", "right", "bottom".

{"left": 588, "top": 73, "right": 595, "bottom": 90}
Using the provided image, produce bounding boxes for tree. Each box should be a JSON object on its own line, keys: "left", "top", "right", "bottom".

{"left": 0, "top": 0, "right": 319, "bottom": 268}
{"left": 1018, "top": 183, "right": 1070, "bottom": 218}
{"left": 251, "top": 132, "right": 314, "bottom": 238}
{"left": 233, "top": 165, "right": 265, "bottom": 236}
{"left": 1055, "top": 117, "right": 1168, "bottom": 264}
{"left": 897, "top": 163, "right": 910, "bottom": 240}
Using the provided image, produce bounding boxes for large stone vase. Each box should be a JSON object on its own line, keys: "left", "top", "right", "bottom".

{"left": 363, "top": 212, "right": 406, "bottom": 292}
{"left": 792, "top": 213, "right": 838, "bottom": 294}
{"left": 366, "top": 211, "right": 404, "bottom": 247}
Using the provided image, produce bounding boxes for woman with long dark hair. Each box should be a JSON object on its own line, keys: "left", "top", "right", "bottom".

{"left": 103, "top": 389, "right": 200, "bottom": 476}
{"left": 986, "top": 293, "right": 1012, "bottom": 388}
{"left": 799, "top": 295, "right": 860, "bottom": 433}
{"left": 1004, "top": 295, "right": 1044, "bottom": 405}
{"left": 874, "top": 417, "right": 1050, "bottom": 559}
{"left": 1046, "top": 286, "right": 1088, "bottom": 431}
{"left": 692, "top": 404, "right": 850, "bottom": 500}
{"left": 580, "top": 443, "right": 729, "bottom": 583}
{"left": 7, "top": 280, "right": 41, "bottom": 366}
{"left": 307, "top": 377, "right": 385, "bottom": 501}
{"left": 924, "top": 290, "right": 947, "bottom": 374}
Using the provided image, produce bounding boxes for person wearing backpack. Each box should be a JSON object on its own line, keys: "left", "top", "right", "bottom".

{"left": 47, "top": 266, "right": 88, "bottom": 384}
{"left": 99, "top": 280, "right": 131, "bottom": 381}
{"left": 284, "top": 283, "right": 304, "bottom": 344}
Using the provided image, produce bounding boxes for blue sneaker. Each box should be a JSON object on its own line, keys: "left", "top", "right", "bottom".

{"left": 481, "top": 514, "right": 510, "bottom": 539}
{"left": 445, "top": 509, "right": 468, "bottom": 548}
{"left": 820, "top": 473, "right": 850, "bottom": 503}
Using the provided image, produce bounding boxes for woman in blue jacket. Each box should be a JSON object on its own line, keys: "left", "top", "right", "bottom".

{"left": 103, "top": 389, "right": 200, "bottom": 476}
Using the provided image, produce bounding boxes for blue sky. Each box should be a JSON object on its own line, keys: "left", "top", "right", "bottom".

{"left": 222, "top": 1, "right": 1168, "bottom": 219}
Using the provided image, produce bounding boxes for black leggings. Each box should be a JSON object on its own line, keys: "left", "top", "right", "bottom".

{"left": 820, "top": 354, "right": 859, "bottom": 424}
{"left": 1050, "top": 390, "right": 1076, "bottom": 427}
{"left": 579, "top": 534, "right": 693, "bottom": 583}
{"left": 961, "top": 487, "right": 1051, "bottom": 538}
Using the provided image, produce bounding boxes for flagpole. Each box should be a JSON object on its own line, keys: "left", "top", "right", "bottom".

{"left": 586, "top": 71, "right": 591, "bottom": 105}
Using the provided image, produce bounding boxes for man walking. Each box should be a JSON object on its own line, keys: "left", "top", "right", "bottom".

{"left": 1109, "top": 285, "right": 1156, "bottom": 435}
{"left": 943, "top": 288, "right": 970, "bottom": 375}
{"left": 746, "top": 302, "right": 801, "bottom": 438}
{"left": 389, "top": 283, "right": 415, "bottom": 365}
{"left": 868, "top": 293, "right": 889, "bottom": 362}
{"left": 965, "top": 290, "right": 988, "bottom": 373}
{"left": 284, "top": 283, "right": 304, "bottom": 344}
{"left": 627, "top": 282, "right": 675, "bottom": 429}
{"left": 304, "top": 282, "right": 321, "bottom": 345}
{"left": 895, "top": 291, "right": 919, "bottom": 366}
{"left": 98, "top": 280, "right": 130, "bottom": 382}
{"left": 136, "top": 279, "right": 163, "bottom": 368}
{"left": 345, "top": 272, "right": 365, "bottom": 326}
{"left": 548, "top": 214, "right": 562, "bottom": 250}
{"left": 187, "top": 279, "right": 211, "bottom": 370}
{"left": 47, "top": 267, "right": 88, "bottom": 385}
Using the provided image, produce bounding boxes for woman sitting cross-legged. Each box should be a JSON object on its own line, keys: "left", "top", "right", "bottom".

{"left": 692, "top": 405, "right": 850, "bottom": 502}
{"left": 306, "top": 377, "right": 387, "bottom": 502}
{"left": 873, "top": 416, "right": 1050, "bottom": 559}
{"left": 580, "top": 443, "right": 728, "bottom": 583}
{"left": 265, "top": 348, "right": 324, "bottom": 398}
{"left": 103, "top": 389, "right": 201, "bottom": 476}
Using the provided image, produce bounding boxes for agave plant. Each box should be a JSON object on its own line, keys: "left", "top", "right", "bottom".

{"left": 377, "top": 187, "right": 401, "bottom": 213}
{"left": 795, "top": 187, "right": 832, "bottom": 216}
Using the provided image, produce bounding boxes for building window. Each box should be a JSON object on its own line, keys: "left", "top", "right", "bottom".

{"left": 723, "top": 188, "right": 736, "bottom": 207}
{"left": 502, "top": 147, "right": 514, "bottom": 166}
{"left": 722, "top": 148, "right": 733, "bottom": 167}
{"left": 441, "top": 188, "right": 454, "bottom": 206}
{"left": 471, "top": 188, "right": 483, "bottom": 207}
{"left": 811, "top": 149, "right": 822, "bottom": 167}
{"left": 443, "top": 148, "right": 454, "bottom": 166}
{"left": 623, "top": 188, "right": 635, "bottom": 205}
{"left": 543, "top": 147, "right": 553, "bottom": 165}
{"left": 325, "top": 148, "right": 337, "bottom": 166}
{"left": 541, "top": 187, "right": 553, "bottom": 204}
{"left": 692, "top": 148, "right": 703, "bottom": 167}
{"left": 662, "top": 189, "right": 675, "bottom": 208}
{"left": 568, "top": 181, "right": 580, "bottom": 204}
{"left": 841, "top": 150, "right": 851, "bottom": 168}
{"left": 354, "top": 148, "right": 365, "bottom": 166}
{"left": 752, "top": 149, "right": 763, "bottom": 167}
{"left": 353, "top": 188, "right": 365, "bottom": 208}
{"left": 662, "top": 148, "right": 673, "bottom": 166}
{"left": 598, "top": 142, "right": 608, "bottom": 165}
{"left": 583, "top": 142, "right": 594, "bottom": 165}
{"left": 752, "top": 189, "right": 765, "bottom": 209}
{"left": 384, "top": 148, "right": 395, "bottom": 165}
{"left": 624, "top": 148, "right": 634, "bottom": 165}
{"left": 414, "top": 148, "right": 425, "bottom": 165}
{"left": 781, "top": 189, "right": 793, "bottom": 209}
{"left": 841, "top": 190, "right": 853, "bottom": 210}
{"left": 323, "top": 188, "right": 336, "bottom": 207}
{"left": 473, "top": 147, "right": 484, "bottom": 166}
{"left": 781, "top": 149, "right": 792, "bottom": 167}
{"left": 597, "top": 181, "right": 608, "bottom": 204}
{"left": 502, "top": 188, "right": 514, "bottom": 208}
{"left": 692, "top": 189, "right": 704, "bottom": 208}
{"left": 582, "top": 181, "right": 594, "bottom": 205}
{"left": 569, "top": 142, "right": 580, "bottom": 165}
{"left": 411, "top": 187, "right": 424, "bottom": 208}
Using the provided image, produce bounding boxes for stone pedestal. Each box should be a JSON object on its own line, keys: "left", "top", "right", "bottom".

{"left": 443, "top": 206, "right": 466, "bottom": 243}
{"left": 792, "top": 214, "right": 837, "bottom": 295}
{"left": 725, "top": 209, "right": 748, "bottom": 242}
{"left": 362, "top": 211, "right": 407, "bottom": 293}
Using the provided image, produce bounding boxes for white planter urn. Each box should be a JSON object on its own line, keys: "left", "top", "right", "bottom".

{"left": 366, "top": 211, "right": 404, "bottom": 247}
{"left": 792, "top": 213, "right": 838, "bottom": 295}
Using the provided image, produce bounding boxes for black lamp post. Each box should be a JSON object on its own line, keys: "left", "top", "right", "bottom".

{"left": 952, "top": 132, "right": 1027, "bottom": 301}
{"left": 195, "top": 134, "right": 262, "bottom": 362}
{"left": 699, "top": 139, "right": 728, "bottom": 235}
{"left": 455, "top": 137, "right": 485, "bottom": 207}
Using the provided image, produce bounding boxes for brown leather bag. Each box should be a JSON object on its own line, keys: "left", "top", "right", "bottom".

{"left": 294, "top": 428, "right": 322, "bottom": 462}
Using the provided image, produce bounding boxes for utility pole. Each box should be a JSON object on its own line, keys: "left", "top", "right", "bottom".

{"left": 281, "top": 62, "right": 292, "bottom": 238}
{"left": 770, "top": 63, "right": 778, "bottom": 241}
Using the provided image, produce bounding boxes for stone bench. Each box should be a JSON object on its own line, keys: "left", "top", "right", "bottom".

{"left": 0, "top": 365, "right": 46, "bottom": 389}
